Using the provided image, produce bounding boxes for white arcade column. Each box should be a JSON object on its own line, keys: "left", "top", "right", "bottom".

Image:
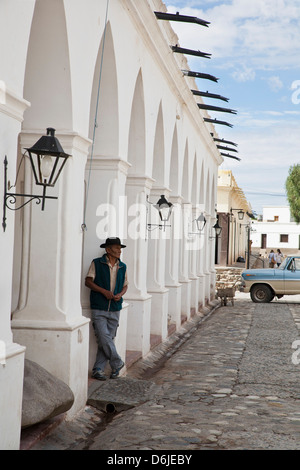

{"left": 205, "top": 214, "right": 215, "bottom": 303}
{"left": 146, "top": 189, "right": 171, "bottom": 342}
{"left": 188, "top": 206, "right": 201, "bottom": 316}
{"left": 0, "top": 87, "right": 29, "bottom": 450}
{"left": 124, "top": 176, "right": 152, "bottom": 357}
{"left": 165, "top": 196, "right": 182, "bottom": 330}
{"left": 11, "top": 130, "right": 90, "bottom": 419}
{"left": 179, "top": 203, "right": 192, "bottom": 322}
{"left": 197, "top": 212, "right": 207, "bottom": 312}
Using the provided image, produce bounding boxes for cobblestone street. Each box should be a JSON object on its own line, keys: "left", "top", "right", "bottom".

{"left": 30, "top": 293, "right": 300, "bottom": 451}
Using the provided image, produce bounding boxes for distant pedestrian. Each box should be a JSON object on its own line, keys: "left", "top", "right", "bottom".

{"left": 276, "top": 249, "right": 283, "bottom": 267}
{"left": 85, "top": 237, "right": 128, "bottom": 381}
{"left": 268, "top": 250, "right": 276, "bottom": 268}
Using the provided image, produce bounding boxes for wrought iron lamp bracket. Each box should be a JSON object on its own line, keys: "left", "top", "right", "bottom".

{"left": 2, "top": 155, "right": 58, "bottom": 231}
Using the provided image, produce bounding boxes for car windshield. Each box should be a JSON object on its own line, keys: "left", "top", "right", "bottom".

{"left": 278, "top": 257, "right": 289, "bottom": 270}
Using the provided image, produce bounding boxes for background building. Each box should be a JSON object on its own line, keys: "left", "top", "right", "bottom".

{"left": 251, "top": 206, "right": 300, "bottom": 251}
{"left": 217, "top": 170, "right": 253, "bottom": 266}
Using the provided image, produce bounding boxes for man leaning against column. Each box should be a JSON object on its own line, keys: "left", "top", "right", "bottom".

{"left": 85, "top": 237, "right": 128, "bottom": 380}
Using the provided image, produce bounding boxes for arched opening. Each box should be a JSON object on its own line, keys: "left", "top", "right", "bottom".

{"left": 23, "top": 0, "right": 72, "bottom": 130}
{"left": 82, "top": 21, "right": 120, "bottom": 266}
{"left": 13, "top": 0, "right": 73, "bottom": 314}
{"left": 124, "top": 68, "right": 147, "bottom": 293}
{"left": 181, "top": 141, "right": 189, "bottom": 202}
{"left": 199, "top": 161, "right": 205, "bottom": 206}
{"left": 89, "top": 22, "right": 119, "bottom": 157}
{"left": 127, "top": 70, "right": 146, "bottom": 175}
{"left": 169, "top": 125, "right": 179, "bottom": 195}
{"left": 152, "top": 102, "right": 165, "bottom": 186}
{"left": 191, "top": 154, "right": 198, "bottom": 206}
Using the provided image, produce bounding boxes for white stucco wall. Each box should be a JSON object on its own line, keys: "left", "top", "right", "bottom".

{"left": 251, "top": 206, "right": 300, "bottom": 250}
{"left": 263, "top": 206, "right": 292, "bottom": 224}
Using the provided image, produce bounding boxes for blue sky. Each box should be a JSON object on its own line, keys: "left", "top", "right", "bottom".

{"left": 165, "top": 0, "right": 300, "bottom": 215}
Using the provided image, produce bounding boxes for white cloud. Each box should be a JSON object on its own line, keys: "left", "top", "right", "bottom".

{"left": 231, "top": 65, "right": 256, "bottom": 82}
{"left": 165, "top": 1, "right": 300, "bottom": 71}
{"left": 262, "top": 111, "right": 283, "bottom": 116}
{"left": 220, "top": 127, "right": 298, "bottom": 212}
{"left": 223, "top": 120, "right": 300, "bottom": 179}
{"left": 265, "top": 76, "right": 283, "bottom": 93}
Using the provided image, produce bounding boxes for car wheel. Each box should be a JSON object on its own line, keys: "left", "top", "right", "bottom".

{"left": 250, "top": 284, "right": 274, "bottom": 303}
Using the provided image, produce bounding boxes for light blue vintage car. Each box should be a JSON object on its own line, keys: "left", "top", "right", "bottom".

{"left": 240, "top": 255, "right": 300, "bottom": 303}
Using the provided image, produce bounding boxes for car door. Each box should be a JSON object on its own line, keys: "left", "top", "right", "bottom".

{"left": 284, "top": 257, "right": 300, "bottom": 294}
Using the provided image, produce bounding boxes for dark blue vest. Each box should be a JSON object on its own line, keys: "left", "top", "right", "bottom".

{"left": 90, "top": 255, "right": 126, "bottom": 311}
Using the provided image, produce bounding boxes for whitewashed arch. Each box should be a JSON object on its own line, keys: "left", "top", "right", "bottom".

{"left": 23, "top": 0, "right": 72, "bottom": 130}
{"left": 89, "top": 22, "right": 119, "bottom": 157}
{"left": 181, "top": 140, "right": 189, "bottom": 202}
{"left": 199, "top": 160, "right": 205, "bottom": 206}
{"left": 14, "top": 0, "right": 73, "bottom": 314}
{"left": 191, "top": 153, "right": 198, "bottom": 206}
{"left": 210, "top": 173, "right": 217, "bottom": 216}
{"left": 205, "top": 167, "right": 211, "bottom": 215}
{"left": 152, "top": 101, "right": 165, "bottom": 186}
{"left": 127, "top": 70, "right": 146, "bottom": 175}
{"left": 169, "top": 124, "right": 179, "bottom": 195}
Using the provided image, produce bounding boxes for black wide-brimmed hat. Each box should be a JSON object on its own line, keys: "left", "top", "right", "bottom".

{"left": 100, "top": 237, "right": 126, "bottom": 248}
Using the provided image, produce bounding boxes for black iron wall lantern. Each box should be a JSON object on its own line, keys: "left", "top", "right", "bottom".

{"left": 230, "top": 208, "right": 245, "bottom": 221}
{"left": 147, "top": 194, "right": 173, "bottom": 232}
{"left": 189, "top": 212, "right": 207, "bottom": 235}
{"left": 209, "top": 220, "right": 222, "bottom": 239}
{"left": 2, "top": 128, "right": 70, "bottom": 231}
{"left": 214, "top": 220, "right": 222, "bottom": 236}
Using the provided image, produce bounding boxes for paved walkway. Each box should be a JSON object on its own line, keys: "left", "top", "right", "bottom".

{"left": 30, "top": 293, "right": 300, "bottom": 451}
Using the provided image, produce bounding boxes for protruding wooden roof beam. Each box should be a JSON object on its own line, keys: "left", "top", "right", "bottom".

{"left": 154, "top": 11, "right": 210, "bottom": 27}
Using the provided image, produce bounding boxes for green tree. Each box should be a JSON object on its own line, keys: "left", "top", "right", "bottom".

{"left": 286, "top": 164, "right": 300, "bottom": 223}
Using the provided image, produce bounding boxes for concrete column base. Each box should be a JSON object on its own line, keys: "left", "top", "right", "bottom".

{"left": 197, "top": 274, "right": 206, "bottom": 311}
{"left": 125, "top": 295, "right": 151, "bottom": 357}
{"left": 190, "top": 277, "right": 200, "bottom": 316}
{"left": 166, "top": 283, "right": 182, "bottom": 330}
{"left": 204, "top": 271, "right": 211, "bottom": 303}
{"left": 147, "top": 288, "right": 169, "bottom": 340}
{"left": 210, "top": 270, "right": 216, "bottom": 301}
{"left": 0, "top": 342, "right": 25, "bottom": 449}
{"left": 11, "top": 317, "right": 89, "bottom": 419}
{"left": 180, "top": 279, "right": 191, "bottom": 321}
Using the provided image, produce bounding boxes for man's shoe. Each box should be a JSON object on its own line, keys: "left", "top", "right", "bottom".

{"left": 110, "top": 361, "right": 125, "bottom": 379}
{"left": 92, "top": 369, "right": 107, "bottom": 381}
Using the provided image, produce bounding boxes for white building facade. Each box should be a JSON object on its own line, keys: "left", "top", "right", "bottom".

{"left": 1, "top": 0, "right": 224, "bottom": 449}
{"left": 251, "top": 206, "right": 300, "bottom": 250}
{"left": 217, "top": 170, "right": 252, "bottom": 266}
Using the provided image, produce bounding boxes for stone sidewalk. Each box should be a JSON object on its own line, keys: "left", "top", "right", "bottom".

{"left": 29, "top": 293, "right": 300, "bottom": 450}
